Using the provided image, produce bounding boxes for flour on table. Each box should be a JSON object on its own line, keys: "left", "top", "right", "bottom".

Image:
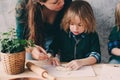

{"left": 55, "top": 64, "right": 72, "bottom": 71}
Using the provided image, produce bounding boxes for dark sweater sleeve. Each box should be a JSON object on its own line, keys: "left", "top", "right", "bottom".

{"left": 88, "top": 32, "right": 101, "bottom": 63}
{"left": 47, "top": 33, "right": 60, "bottom": 57}
{"left": 108, "top": 26, "right": 120, "bottom": 55}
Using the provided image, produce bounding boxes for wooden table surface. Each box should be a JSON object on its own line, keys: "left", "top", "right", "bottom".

{"left": 0, "top": 60, "right": 117, "bottom": 80}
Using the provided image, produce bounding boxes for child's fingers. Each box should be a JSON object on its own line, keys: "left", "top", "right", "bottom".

{"left": 65, "top": 61, "right": 74, "bottom": 68}
{"left": 52, "top": 59, "right": 56, "bottom": 66}
{"left": 51, "top": 58, "right": 60, "bottom": 66}
{"left": 72, "top": 66, "right": 78, "bottom": 70}
{"left": 54, "top": 59, "right": 60, "bottom": 66}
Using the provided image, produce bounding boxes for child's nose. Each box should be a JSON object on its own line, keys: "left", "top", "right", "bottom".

{"left": 73, "top": 25, "right": 78, "bottom": 30}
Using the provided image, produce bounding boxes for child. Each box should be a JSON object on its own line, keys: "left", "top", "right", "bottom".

{"left": 108, "top": 2, "right": 120, "bottom": 64}
{"left": 48, "top": 0, "right": 101, "bottom": 70}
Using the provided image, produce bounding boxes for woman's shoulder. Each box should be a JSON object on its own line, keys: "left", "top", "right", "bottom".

{"left": 16, "top": 0, "right": 29, "bottom": 17}
{"left": 17, "top": 0, "right": 29, "bottom": 4}
{"left": 16, "top": 0, "right": 29, "bottom": 8}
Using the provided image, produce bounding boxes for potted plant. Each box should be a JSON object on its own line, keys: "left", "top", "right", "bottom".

{"left": 0, "top": 28, "right": 34, "bottom": 74}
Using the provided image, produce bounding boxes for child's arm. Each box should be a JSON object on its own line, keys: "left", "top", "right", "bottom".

{"left": 108, "top": 26, "right": 120, "bottom": 56}
{"left": 65, "top": 56, "right": 96, "bottom": 70}
{"left": 108, "top": 40, "right": 120, "bottom": 56}
{"left": 47, "top": 53, "right": 60, "bottom": 66}
{"left": 111, "top": 48, "right": 120, "bottom": 56}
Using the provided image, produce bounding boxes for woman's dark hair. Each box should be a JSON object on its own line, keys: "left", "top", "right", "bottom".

{"left": 26, "top": 0, "right": 47, "bottom": 47}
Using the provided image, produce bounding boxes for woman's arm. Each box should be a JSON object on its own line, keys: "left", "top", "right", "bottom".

{"left": 26, "top": 45, "right": 48, "bottom": 60}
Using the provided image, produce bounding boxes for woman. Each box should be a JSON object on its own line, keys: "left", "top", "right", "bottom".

{"left": 15, "top": 0, "right": 72, "bottom": 60}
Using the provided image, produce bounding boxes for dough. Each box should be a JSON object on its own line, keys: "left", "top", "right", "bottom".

{"left": 56, "top": 64, "right": 72, "bottom": 71}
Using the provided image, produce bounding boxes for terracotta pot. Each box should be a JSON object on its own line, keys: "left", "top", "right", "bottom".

{"left": 0, "top": 51, "right": 25, "bottom": 74}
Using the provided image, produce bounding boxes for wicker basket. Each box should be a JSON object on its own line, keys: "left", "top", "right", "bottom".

{"left": 0, "top": 51, "right": 25, "bottom": 74}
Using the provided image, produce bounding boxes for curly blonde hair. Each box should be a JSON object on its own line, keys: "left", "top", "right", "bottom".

{"left": 61, "top": 0, "right": 96, "bottom": 33}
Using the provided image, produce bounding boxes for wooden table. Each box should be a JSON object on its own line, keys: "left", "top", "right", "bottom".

{"left": 0, "top": 60, "right": 117, "bottom": 80}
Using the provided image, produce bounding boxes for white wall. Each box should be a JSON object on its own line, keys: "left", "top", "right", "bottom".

{"left": 0, "top": 0, "right": 17, "bottom": 32}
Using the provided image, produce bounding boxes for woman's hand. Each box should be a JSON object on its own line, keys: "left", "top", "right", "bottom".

{"left": 31, "top": 45, "right": 48, "bottom": 60}
{"left": 65, "top": 59, "right": 84, "bottom": 70}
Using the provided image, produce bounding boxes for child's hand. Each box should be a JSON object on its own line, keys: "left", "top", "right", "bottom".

{"left": 50, "top": 57, "right": 60, "bottom": 66}
{"left": 65, "top": 59, "right": 84, "bottom": 70}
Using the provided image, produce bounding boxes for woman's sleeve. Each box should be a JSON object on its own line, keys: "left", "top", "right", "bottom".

{"left": 15, "top": 0, "right": 27, "bottom": 39}
{"left": 47, "top": 31, "right": 62, "bottom": 57}
{"left": 47, "top": 36, "right": 59, "bottom": 57}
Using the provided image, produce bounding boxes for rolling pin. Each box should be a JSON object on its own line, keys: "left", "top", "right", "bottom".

{"left": 26, "top": 62, "right": 56, "bottom": 80}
